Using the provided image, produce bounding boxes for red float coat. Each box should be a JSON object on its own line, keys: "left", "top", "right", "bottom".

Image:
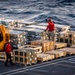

{"left": 5, "top": 43, "right": 12, "bottom": 54}
{"left": 46, "top": 21, "right": 55, "bottom": 32}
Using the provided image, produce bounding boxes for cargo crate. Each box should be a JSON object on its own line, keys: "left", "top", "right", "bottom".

{"left": 13, "top": 49, "right": 32, "bottom": 65}
{"left": 13, "top": 49, "right": 37, "bottom": 65}
{"left": 31, "top": 39, "right": 55, "bottom": 52}
{"left": 13, "top": 56, "right": 19, "bottom": 63}
{"left": 9, "top": 30, "right": 25, "bottom": 48}
{"left": 19, "top": 57, "right": 32, "bottom": 65}
{"left": 31, "top": 40, "right": 47, "bottom": 52}
{"left": 26, "top": 49, "right": 37, "bottom": 64}
{"left": 49, "top": 41, "right": 55, "bottom": 50}
{"left": 21, "top": 45, "right": 42, "bottom": 53}
{"left": 57, "top": 31, "right": 75, "bottom": 46}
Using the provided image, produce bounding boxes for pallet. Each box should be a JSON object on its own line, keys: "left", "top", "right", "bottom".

{"left": 59, "top": 48, "right": 75, "bottom": 55}
{"left": 55, "top": 42, "right": 67, "bottom": 49}
{"left": 0, "top": 52, "right": 13, "bottom": 61}
{"left": 0, "top": 55, "right": 6, "bottom": 61}
{"left": 45, "top": 50, "right": 66, "bottom": 58}
{"left": 37, "top": 53, "right": 55, "bottom": 62}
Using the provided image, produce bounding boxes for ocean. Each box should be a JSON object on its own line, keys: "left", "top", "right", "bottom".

{"left": 0, "top": 0, "right": 75, "bottom": 28}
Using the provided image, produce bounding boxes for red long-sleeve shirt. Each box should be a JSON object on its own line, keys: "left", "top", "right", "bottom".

{"left": 5, "top": 43, "right": 12, "bottom": 54}
{"left": 46, "top": 21, "right": 55, "bottom": 31}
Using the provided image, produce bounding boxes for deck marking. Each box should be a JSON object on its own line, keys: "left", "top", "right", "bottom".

{"left": 32, "top": 69, "right": 48, "bottom": 72}
{"left": 68, "top": 58, "right": 75, "bottom": 62}
{"left": 56, "top": 62, "right": 75, "bottom": 68}
{"left": 0, "top": 55, "right": 75, "bottom": 75}
{"left": 7, "top": 61, "right": 64, "bottom": 75}
{"left": 7, "top": 70, "right": 43, "bottom": 75}
{"left": 63, "top": 60, "right": 75, "bottom": 65}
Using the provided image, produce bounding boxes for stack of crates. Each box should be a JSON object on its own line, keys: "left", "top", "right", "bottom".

{"left": 25, "top": 29, "right": 48, "bottom": 44}
{"left": 57, "top": 31, "right": 75, "bottom": 46}
{"left": 9, "top": 30, "right": 26, "bottom": 48}
{"left": 30, "top": 39, "right": 54, "bottom": 52}
{"left": 13, "top": 49, "right": 37, "bottom": 65}
{"left": 13, "top": 27, "right": 54, "bottom": 44}
{"left": 13, "top": 27, "right": 46, "bottom": 44}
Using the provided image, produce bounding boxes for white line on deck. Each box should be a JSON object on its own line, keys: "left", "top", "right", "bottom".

{"left": 68, "top": 58, "right": 75, "bottom": 62}
{"left": 32, "top": 69, "right": 48, "bottom": 72}
{"left": 7, "top": 61, "right": 64, "bottom": 75}
{"left": 9, "top": 60, "right": 75, "bottom": 75}
{"left": 63, "top": 60, "right": 75, "bottom": 65}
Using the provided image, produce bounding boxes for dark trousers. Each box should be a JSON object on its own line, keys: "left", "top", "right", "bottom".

{"left": 5, "top": 53, "right": 13, "bottom": 65}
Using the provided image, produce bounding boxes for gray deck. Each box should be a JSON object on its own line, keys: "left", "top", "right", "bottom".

{"left": 0, "top": 55, "right": 75, "bottom": 75}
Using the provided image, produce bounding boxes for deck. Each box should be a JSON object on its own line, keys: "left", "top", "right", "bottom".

{"left": 0, "top": 55, "right": 75, "bottom": 75}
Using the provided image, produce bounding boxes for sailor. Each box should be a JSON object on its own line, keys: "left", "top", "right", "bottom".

{"left": 5, "top": 40, "right": 15, "bottom": 66}
{"left": 45, "top": 18, "right": 55, "bottom": 41}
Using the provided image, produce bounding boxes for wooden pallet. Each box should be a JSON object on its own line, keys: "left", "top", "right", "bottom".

{"left": 37, "top": 53, "right": 54, "bottom": 62}
{"left": 55, "top": 42, "right": 67, "bottom": 49}
{"left": 45, "top": 50, "right": 66, "bottom": 58}
{"left": 0, "top": 52, "right": 13, "bottom": 61}
{"left": 59, "top": 48, "right": 75, "bottom": 55}
{"left": 0, "top": 55, "right": 6, "bottom": 61}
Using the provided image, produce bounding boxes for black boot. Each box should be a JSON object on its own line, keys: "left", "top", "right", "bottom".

{"left": 5, "top": 59, "right": 9, "bottom": 67}
{"left": 10, "top": 60, "right": 15, "bottom": 66}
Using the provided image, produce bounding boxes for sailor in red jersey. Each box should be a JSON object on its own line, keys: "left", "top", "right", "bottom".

{"left": 5, "top": 40, "right": 14, "bottom": 66}
{"left": 45, "top": 18, "right": 55, "bottom": 41}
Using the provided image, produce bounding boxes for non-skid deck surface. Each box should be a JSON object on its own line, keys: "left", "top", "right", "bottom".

{"left": 0, "top": 55, "right": 75, "bottom": 75}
